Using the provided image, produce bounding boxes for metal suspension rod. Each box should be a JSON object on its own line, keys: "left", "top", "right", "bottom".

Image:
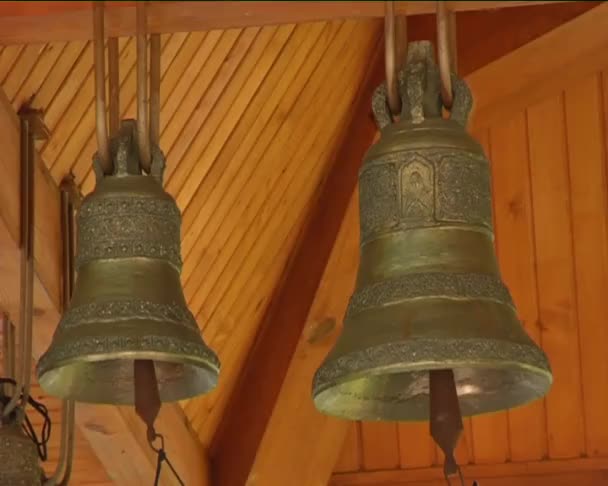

{"left": 3, "top": 114, "right": 35, "bottom": 420}
{"left": 108, "top": 37, "right": 120, "bottom": 137}
{"left": 384, "top": 1, "right": 407, "bottom": 116}
{"left": 1, "top": 313, "right": 15, "bottom": 398}
{"left": 93, "top": 1, "right": 111, "bottom": 172}
{"left": 45, "top": 178, "right": 78, "bottom": 486}
{"left": 149, "top": 33, "right": 161, "bottom": 147}
{"left": 437, "top": 1, "right": 457, "bottom": 109}
{"left": 136, "top": 1, "right": 151, "bottom": 171}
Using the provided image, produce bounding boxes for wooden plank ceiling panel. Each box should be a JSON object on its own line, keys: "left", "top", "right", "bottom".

{"left": 184, "top": 19, "right": 380, "bottom": 445}
{"left": 490, "top": 112, "right": 547, "bottom": 462}
{"left": 333, "top": 68, "right": 608, "bottom": 484}
{"left": 0, "top": 16, "right": 381, "bottom": 478}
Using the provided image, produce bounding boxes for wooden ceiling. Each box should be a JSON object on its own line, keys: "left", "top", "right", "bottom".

{"left": 0, "top": 1, "right": 607, "bottom": 485}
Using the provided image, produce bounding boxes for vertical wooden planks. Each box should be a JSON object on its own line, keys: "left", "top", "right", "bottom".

{"left": 398, "top": 422, "right": 437, "bottom": 469}
{"left": 334, "top": 423, "right": 363, "bottom": 473}
{"left": 360, "top": 422, "right": 401, "bottom": 471}
{"left": 469, "top": 128, "right": 511, "bottom": 464}
{"left": 490, "top": 111, "right": 547, "bottom": 462}
{"left": 564, "top": 74, "right": 608, "bottom": 457}
{"left": 526, "top": 94, "right": 585, "bottom": 458}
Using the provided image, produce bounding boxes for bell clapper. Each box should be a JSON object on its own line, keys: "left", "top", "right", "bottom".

{"left": 134, "top": 359, "right": 162, "bottom": 443}
{"left": 429, "top": 369, "right": 465, "bottom": 485}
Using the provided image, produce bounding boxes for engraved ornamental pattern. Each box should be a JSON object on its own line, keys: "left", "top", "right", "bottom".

{"left": 359, "top": 150, "right": 492, "bottom": 243}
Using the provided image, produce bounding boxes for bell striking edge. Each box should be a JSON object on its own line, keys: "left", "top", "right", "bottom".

{"left": 37, "top": 120, "right": 220, "bottom": 405}
{"left": 312, "top": 42, "right": 552, "bottom": 422}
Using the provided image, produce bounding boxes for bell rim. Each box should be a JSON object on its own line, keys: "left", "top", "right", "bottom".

{"left": 313, "top": 359, "right": 552, "bottom": 422}
{"left": 312, "top": 337, "right": 552, "bottom": 421}
{"left": 37, "top": 348, "right": 220, "bottom": 404}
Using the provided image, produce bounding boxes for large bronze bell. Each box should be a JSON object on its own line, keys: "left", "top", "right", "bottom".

{"left": 313, "top": 42, "right": 552, "bottom": 421}
{"left": 0, "top": 421, "right": 43, "bottom": 485}
{"left": 37, "top": 120, "right": 220, "bottom": 404}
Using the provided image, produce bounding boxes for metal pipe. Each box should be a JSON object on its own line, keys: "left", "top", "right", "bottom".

{"left": 1, "top": 313, "right": 14, "bottom": 397}
{"left": 4, "top": 115, "right": 35, "bottom": 420}
{"left": 93, "top": 1, "right": 111, "bottom": 172}
{"left": 149, "top": 33, "right": 161, "bottom": 148}
{"left": 108, "top": 37, "right": 120, "bottom": 137}
{"left": 45, "top": 180, "right": 78, "bottom": 486}
{"left": 384, "top": 1, "right": 401, "bottom": 116}
{"left": 136, "top": 2, "right": 151, "bottom": 171}
{"left": 437, "top": 1, "right": 456, "bottom": 108}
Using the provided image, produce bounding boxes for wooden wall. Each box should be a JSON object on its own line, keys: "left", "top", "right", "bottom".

{"left": 331, "top": 67, "right": 608, "bottom": 485}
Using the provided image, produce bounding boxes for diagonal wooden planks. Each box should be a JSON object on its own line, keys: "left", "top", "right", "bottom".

{"left": 209, "top": 20, "right": 383, "bottom": 486}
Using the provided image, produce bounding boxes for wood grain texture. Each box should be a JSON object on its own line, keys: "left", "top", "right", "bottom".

{"left": 209, "top": 21, "right": 382, "bottom": 486}
{"left": 468, "top": 2, "right": 608, "bottom": 129}
{"left": 563, "top": 74, "right": 608, "bottom": 456}
{"left": 332, "top": 464, "right": 608, "bottom": 486}
{"left": 527, "top": 95, "right": 585, "bottom": 459}
{"left": 0, "top": 1, "right": 573, "bottom": 45}
{"left": 244, "top": 195, "right": 360, "bottom": 486}
{"left": 490, "top": 112, "right": 547, "bottom": 462}
{"left": 335, "top": 423, "right": 362, "bottom": 473}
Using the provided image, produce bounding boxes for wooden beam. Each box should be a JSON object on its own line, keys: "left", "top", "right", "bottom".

{"left": 469, "top": 1, "right": 608, "bottom": 129}
{"left": 246, "top": 191, "right": 361, "bottom": 486}
{"left": 0, "top": 90, "right": 208, "bottom": 485}
{"left": 209, "top": 24, "right": 384, "bottom": 486}
{"left": 407, "top": 1, "right": 599, "bottom": 76}
{"left": 0, "top": 1, "right": 573, "bottom": 45}
{"left": 210, "top": 4, "right": 608, "bottom": 486}
{"left": 330, "top": 457, "right": 608, "bottom": 485}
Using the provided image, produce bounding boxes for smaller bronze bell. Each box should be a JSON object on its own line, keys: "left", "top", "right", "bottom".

{"left": 37, "top": 120, "right": 220, "bottom": 404}
{"left": 312, "top": 42, "right": 552, "bottom": 421}
{"left": 0, "top": 420, "right": 43, "bottom": 485}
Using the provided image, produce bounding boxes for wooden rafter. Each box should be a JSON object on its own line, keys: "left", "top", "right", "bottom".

{"left": 0, "top": 1, "right": 574, "bottom": 45}
{"left": 210, "top": 2, "right": 608, "bottom": 485}
{"left": 0, "top": 87, "right": 208, "bottom": 486}
{"left": 209, "top": 23, "right": 384, "bottom": 486}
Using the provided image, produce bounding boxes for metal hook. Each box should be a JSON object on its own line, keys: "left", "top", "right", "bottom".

{"left": 384, "top": 1, "right": 407, "bottom": 116}
{"left": 436, "top": 1, "right": 457, "bottom": 109}
{"left": 444, "top": 464, "right": 466, "bottom": 486}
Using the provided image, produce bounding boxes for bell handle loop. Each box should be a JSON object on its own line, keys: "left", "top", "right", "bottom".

{"left": 384, "top": 1, "right": 407, "bottom": 116}
{"left": 436, "top": 1, "right": 456, "bottom": 109}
